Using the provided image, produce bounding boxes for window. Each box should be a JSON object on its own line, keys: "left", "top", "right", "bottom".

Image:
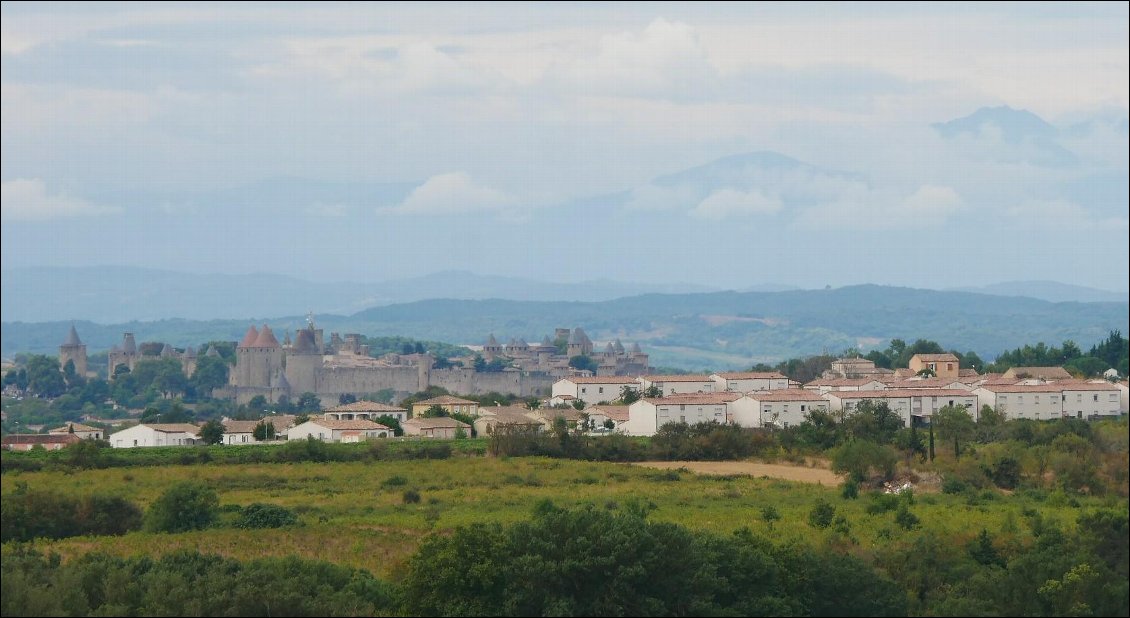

{"left": 581, "top": 387, "right": 587, "bottom": 394}
{"left": 947, "top": 363, "right": 953, "bottom": 371}
{"left": 1093, "top": 395, "right": 1099, "bottom": 402}
{"left": 599, "top": 387, "right": 604, "bottom": 393}
{"left": 801, "top": 405, "right": 806, "bottom": 412}
{"left": 1035, "top": 395, "right": 1040, "bottom": 403}
{"left": 680, "top": 415, "right": 686, "bottom": 422}
{"left": 680, "top": 404, "right": 686, "bottom": 411}
{"left": 133, "top": 439, "right": 137, "bottom": 446}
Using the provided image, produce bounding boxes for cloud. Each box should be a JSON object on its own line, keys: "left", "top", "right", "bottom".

{"left": 1005, "top": 199, "right": 1130, "bottom": 231}
{"left": 382, "top": 172, "right": 515, "bottom": 215}
{"left": 796, "top": 184, "right": 963, "bottom": 229}
{"left": 1, "top": 179, "right": 120, "bottom": 221}
{"left": 624, "top": 183, "right": 699, "bottom": 211}
{"left": 689, "top": 189, "right": 782, "bottom": 220}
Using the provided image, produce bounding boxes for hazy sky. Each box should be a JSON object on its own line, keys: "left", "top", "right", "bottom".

{"left": 2, "top": 2, "right": 1127, "bottom": 291}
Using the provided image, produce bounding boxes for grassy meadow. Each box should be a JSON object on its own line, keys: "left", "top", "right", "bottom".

{"left": 1, "top": 453, "right": 1115, "bottom": 578}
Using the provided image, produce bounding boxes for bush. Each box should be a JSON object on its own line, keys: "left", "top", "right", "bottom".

{"left": 145, "top": 481, "right": 219, "bottom": 533}
{"left": 808, "top": 499, "right": 836, "bottom": 529}
{"left": 988, "top": 456, "right": 1022, "bottom": 490}
{"left": 236, "top": 503, "right": 299, "bottom": 529}
{"left": 403, "top": 489, "right": 422, "bottom": 504}
{"left": 1, "top": 490, "right": 142, "bottom": 542}
{"left": 831, "top": 440, "right": 897, "bottom": 483}
{"left": 382, "top": 475, "right": 408, "bottom": 488}
{"left": 865, "top": 493, "right": 901, "bottom": 515}
{"left": 841, "top": 479, "right": 860, "bottom": 500}
{"left": 894, "top": 504, "right": 920, "bottom": 530}
{"left": 941, "top": 476, "right": 968, "bottom": 495}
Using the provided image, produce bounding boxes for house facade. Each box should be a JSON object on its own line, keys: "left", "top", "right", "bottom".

{"left": 638, "top": 375, "right": 716, "bottom": 396}
{"left": 825, "top": 389, "right": 977, "bottom": 425}
{"left": 732, "top": 390, "right": 830, "bottom": 428}
{"left": 109, "top": 423, "right": 201, "bottom": 448}
{"left": 402, "top": 417, "right": 471, "bottom": 438}
{"left": 908, "top": 354, "right": 961, "bottom": 379}
{"left": 551, "top": 376, "right": 640, "bottom": 405}
{"left": 410, "top": 396, "right": 478, "bottom": 418}
{"left": 709, "top": 372, "right": 790, "bottom": 393}
{"left": 286, "top": 419, "right": 391, "bottom": 442}
{"left": 622, "top": 393, "right": 752, "bottom": 436}
{"left": 48, "top": 422, "right": 103, "bottom": 440}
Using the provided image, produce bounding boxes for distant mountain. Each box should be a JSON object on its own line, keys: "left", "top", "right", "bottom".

{"left": 949, "top": 281, "right": 1127, "bottom": 304}
{"left": 5, "top": 285, "right": 1125, "bottom": 371}
{"left": 0, "top": 266, "right": 718, "bottom": 323}
{"left": 932, "top": 106, "right": 1077, "bottom": 166}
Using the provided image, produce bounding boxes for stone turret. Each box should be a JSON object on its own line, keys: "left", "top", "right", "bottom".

{"left": 285, "top": 327, "right": 321, "bottom": 394}
{"left": 59, "top": 324, "right": 88, "bottom": 377}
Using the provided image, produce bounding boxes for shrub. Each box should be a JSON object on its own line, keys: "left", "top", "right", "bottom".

{"left": 236, "top": 503, "right": 299, "bottom": 529}
{"left": 382, "top": 475, "right": 408, "bottom": 488}
{"left": 403, "top": 489, "right": 422, "bottom": 504}
{"left": 941, "top": 476, "right": 968, "bottom": 495}
{"left": 894, "top": 504, "right": 920, "bottom": 530}
{"left": 841, "top": 479, "right": 860, "bottom": 500}
{"left": 1, "top": 490, "right": 142, "bottom": 542}
{"left": 831, "top": 440, "right": 897, "bottom": 483}
{"left": 808, "top": 499, "right": 836, "bottom": 529}
{"left": 145, "top": 482, "right": 219, "bottom": 533}
{"left": 866, "top": 493, "right": 900, "bottom": 515}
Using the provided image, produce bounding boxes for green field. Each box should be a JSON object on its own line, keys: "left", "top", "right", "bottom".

{"left": 1, "top": 453, "right": 1114, "bottom": 579}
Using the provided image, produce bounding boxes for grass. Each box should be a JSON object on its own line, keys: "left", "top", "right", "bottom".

{"left": 2, "top": 455, "right": 1113, "bottom": 578}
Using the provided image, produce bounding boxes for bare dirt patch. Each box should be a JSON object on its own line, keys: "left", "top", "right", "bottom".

{"left": 634, "top": 461, "right": 844, "bottom": 486}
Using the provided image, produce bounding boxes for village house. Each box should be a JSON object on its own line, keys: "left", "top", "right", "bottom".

{"left": 585, "top": 404, "right": 631, "bottom": 432}
{"left": 109, "top": 423, "right": 201, "bottom": 448}
{"left": 551, "top": 376, "right": 641, "bottom": 405}
{"left": 824, "top": 389, "right": 978, "bottom": 426}
{"left": 1001, "top": 366, "right": 1074, "bottom": 381}
{"left": 1059, "top": 382, "right": 1122, "bottom": 419}
{"left": 731, "top": 390, "right": 830, "bottom": 429}
{"left": 323, "top": 400, "right": 408, "bottom": 423}
{"left": 638, "top": 374, "right": 716, "bottom": 396}
{"left": 709, "top": 371, "right": 790, "bottom": 392}
{"left": 48, "top": 422, "right": 104, "bottom": 440}
{"left": 528, "top": 407, "right": 588, "bottom": 431}
{"left": 622, "top": 392, "right": 754, "bottom": 436}
{"left": 973, "top": 384, "right": 1070, "bottom": 421}
{"left": 402, "top": 416, "right": 471, "bottom": 439}
{"left": 410, "top": 395, "right": 478, "bottom": 418}
{"left": 908, "top": 353, "right": 961, "bottom": 379}
{"left": 286, "top": 418, "right": 391, "bottom": 442}
{"left": 473, "top": 406, "right": 544, "bottom": 436}
{"left": 2, "top": 433, "right": 82, "bottom": 451}
{"left": 221, "top": 420, "right": 261, "bottom": 445}
{"left": 802, "top": 377, "right": 888, "bottom": 395}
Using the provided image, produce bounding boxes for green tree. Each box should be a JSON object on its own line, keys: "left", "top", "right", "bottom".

{"left": 933, "top": 405, "right": 975, "bottom": 458}
{"left": 375, "top": 415, "right": 404, "bottom": 436}
{"left": 252, "top": 421, "right": 276, "bottom": 441}
{"left": 25, "top": 355, "right": 66, "bottom": 398}
{"left": 422, "top": 404, "right": 448, "bottom": 418}
{"left": 831, "top": 440, "right": 897, "bottom": 483}
{"left": 144, "top": 482, "right": 218, "bottom": 533}
{"left": 198, "top": 419, "right": 224, "bottom": 445}
{"left": 618, "top": 385, "right": 642, "bottom": 404}
{"left": 844, "top": 400, "right": 903, "bottom": 445}
{"left": 191, "top": 355, "right": 229, "bottom": 396}
{"left": 296, "top": 392, "right": 321, "bottom": 412}
{"left": 338, "top": 393, "right": 357, "bottom": 405}
{"left": 568, "top": 355, "right": 598, "bottom": 373}
{"left": 808, "top": 499, "right": 836, "bottom": 529}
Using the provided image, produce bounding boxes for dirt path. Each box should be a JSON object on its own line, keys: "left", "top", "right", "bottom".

{"left": 634, "top": 461, "right": 844, "bottom": 485}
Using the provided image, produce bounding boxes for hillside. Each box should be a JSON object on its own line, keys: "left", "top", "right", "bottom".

{"left": 3, "top": 285, "right": 1125, "bottom": 370}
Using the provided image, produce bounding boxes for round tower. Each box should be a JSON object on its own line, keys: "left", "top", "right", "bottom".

{"left": 59, "top": 324, "right": 88, "bottom": 377}
{"left": 285, "top": 328, "right": 321, "bottom": 394}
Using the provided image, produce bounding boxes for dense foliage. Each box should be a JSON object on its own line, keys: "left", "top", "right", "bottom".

{"left": 1, "top": 488, "right": 142, "bottom": 542}
{"left": 404, "top": 501, "right": 907, "bottom": 617}
{"left": 0, "top": 549, "right": 399, "bottom": 617}
{"left": 144, "top": 482, "right": 219, "bottom": 533}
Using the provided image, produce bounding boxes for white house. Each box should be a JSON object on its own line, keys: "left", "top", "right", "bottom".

{"left": 732, "top": 390, "right": 830, "bottom": 429}
{"left": 286, "top": 418, "right": 391, "bottom": 442}
{"left": 551, "top": 376, "right": 641, "bottom": 405}
{"left": 803, "top": 378, "right": 888, "bottom": 395}
{"left": 586, "top": 404, "right": 631, "bottom": 432}
{"left": 622, "top": 392, "right": 752, "bottom": 436}
{"left": 110, "top": 423, "right": 201, "bottom": 448}
{"left": 638, "top": 374, "right": 716, "bottom": 396}
{"left": 824, "top": 389, "right": 977, "bottom": 426}
{"left": 48, "top": 422, "right": 104, "bottom": 441}
{"left": 322, "top": 400, "right": 408, "bottom": 423}
{"left": 974, "top": 384, "right": 1066, "bottom": 421}
{"left": 1059, "top": 382, "right": 1122, "bottom": 419}
{"left": 221, "top": 420, "right": 260, "bottom": 445}
{"left": 710, "top": 371, "right": 790, "bottom": 393}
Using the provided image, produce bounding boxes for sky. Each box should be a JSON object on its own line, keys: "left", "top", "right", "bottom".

{"left": 2, "top": 2, "right": 1127, "bottom": 292}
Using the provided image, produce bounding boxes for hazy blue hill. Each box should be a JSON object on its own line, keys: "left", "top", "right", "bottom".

{"left": 0, "top": 266, "right": 717, "bottom": 323}
{"left": 5, "top": 285, "right": 1125, "bottom": 370}
{"left": 931, "top": 105, "right": 1077, "bottom": 166}
{"left": 951, "top": 280, "right": 1127, "bottom": 304}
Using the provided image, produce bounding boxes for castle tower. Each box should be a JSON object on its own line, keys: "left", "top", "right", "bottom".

{"left": 234, "top": 325, "right": 259, "bottom": 386}
{"left": 417, "top": 353, "right": 433, "bottom": 391}
{"left": 250, "top": 325, "right": 283, "bottom": 387}
{"left": 284, "top": 327, "right": 321, "bottom": 394}
{"left": 182, "top": 346, "right": 197, "bottom": 378}
{"left": 108, "top": 332, "right": 139, "bottom": 379}
{"left": 483, "top": 334, "right": 503, "bottom": 360}
{"left": 567, "top": 328, "right": 592, "bottom": 358}
{"left": 59, "top": 324, "right": 88, "bottom": 377}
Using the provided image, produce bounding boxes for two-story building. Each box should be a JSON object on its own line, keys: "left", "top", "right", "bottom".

{"left": 731, "top": 390, "right": 830, "bottom": 429}
{"left": 551, "top": 376, "right": 641, "bottom": 405}
{"left": 908, "top": 354, "right": 961, "bottom": 379}
{"left": 323, "top": 400, "right": 408, "bottom": 423}
{"left": 824, "top": 389, "right": 977, "bottom": 426}
{"left": 709, "top": 371, "right": 789, "bottom": 393}
{"left": 638, "top": 374, "right": 716, "bottom": 396}
{"left": 410, "top": 395, "right": 478, "bottom": 418}
{"left": 622, "top": 392, "right": 753, "bottom": 436}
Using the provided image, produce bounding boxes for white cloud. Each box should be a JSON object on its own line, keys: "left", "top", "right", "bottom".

{"left": 1006, "top": 199, "right": 1130, "bottom": 231}
{"left": 624, "top": 183, "right": 699, "bottom": 210}
{"left": 689, "top": 189, "right": 782, "bottom": 220}
{"left": 796, "top": 184, "right": 963, "bottom": 230}
{"left": 383, "top": 172, "right": 515, "bottom": 215}
{"left": 1, "top": 179, "right": 120, "bottom": 221}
